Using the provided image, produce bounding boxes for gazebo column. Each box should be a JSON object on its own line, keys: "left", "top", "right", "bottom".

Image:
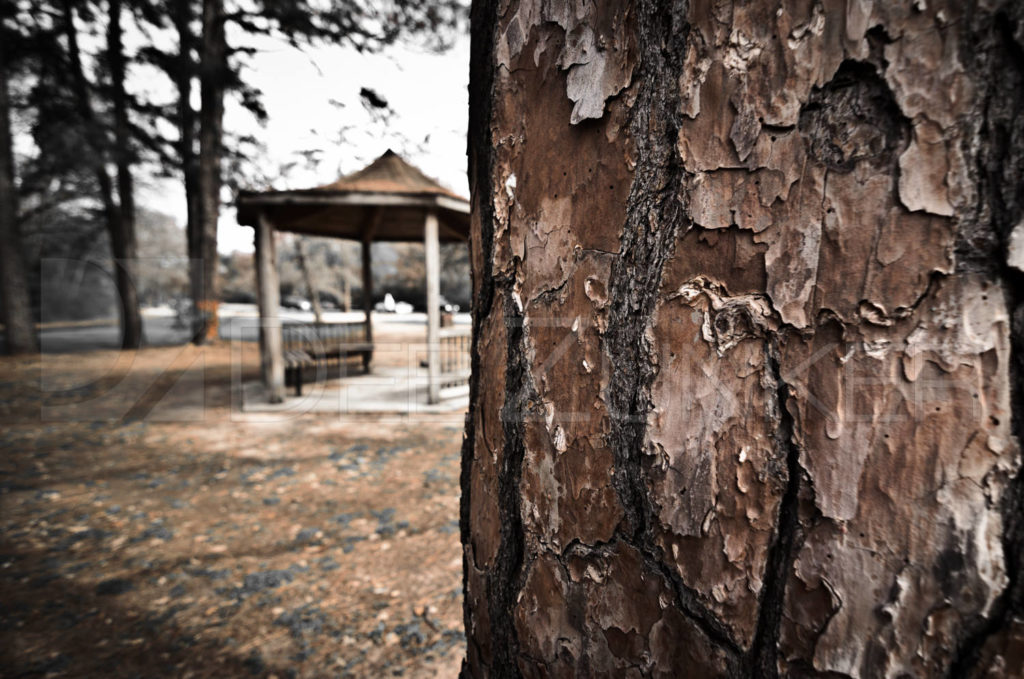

{"left": 424, "top": 210, "right": 441, "bottom": 404}
{"left": 360, "top": 208, "right": 381, "bottom": 372}
{"left": 361, "top": 236, "right": 373, "bottom": 372}
{"left": 255, "top": 213, "right": 285, "bottom": 403}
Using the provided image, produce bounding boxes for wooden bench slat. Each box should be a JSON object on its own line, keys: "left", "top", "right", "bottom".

{"left": 282, "top": 322, "right": 375, "bottom": 395}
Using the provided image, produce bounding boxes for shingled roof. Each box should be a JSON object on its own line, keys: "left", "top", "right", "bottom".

{"left": 236, "top": 150, "right": 469, "bottom": 242}
{"left": 310, "top": 149, "right": 465, "bottom": 200}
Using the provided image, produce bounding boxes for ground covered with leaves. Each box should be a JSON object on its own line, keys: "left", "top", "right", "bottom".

{"left": 0, "top": 340, "right": 465, "bottom": 678}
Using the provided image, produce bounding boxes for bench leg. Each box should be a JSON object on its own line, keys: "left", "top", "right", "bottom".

{"left": 362, "top": 352, "right": 372, "bottom": 373}
{"left": 296, "top": 367, "right": 303, "bottom": 396}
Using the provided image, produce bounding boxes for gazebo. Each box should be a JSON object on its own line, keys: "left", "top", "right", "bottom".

{"left": 236, "top": 150, "right": 470, "bottom": 404}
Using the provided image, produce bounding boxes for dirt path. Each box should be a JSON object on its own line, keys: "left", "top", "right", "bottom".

{"left": 0, "top": 340, "right": 466, "bottom": 678}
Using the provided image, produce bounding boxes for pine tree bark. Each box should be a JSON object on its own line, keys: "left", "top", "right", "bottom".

{"left": 0, "top": 41, "right": 38, "bottom": 355}
{"left": 462, "top": 1, "right": 1024, "bottom": 677}
{"left": 107, "top": 0, "right": 142, "bottom": 349}
{"left": 194, "top": 0, "right": 225, "bottom": 343}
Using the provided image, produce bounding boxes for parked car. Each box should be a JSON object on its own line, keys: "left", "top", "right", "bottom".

{"left": 374, "top": 293, "right": 395, "bottom": 313}
{"left": 439, "top": 295, "right": 460, "bottom": 314}
{"left": 281, "top": 295, "right": 311, "bottom": 311}
{"left": 221, "top": 290, "right": 256, "bottom": 304}
{"left": 374, "top": 293, "right": 413, "bottom": 314}
{"left": 317, "top": 291, "right": 341, "bottom": 310}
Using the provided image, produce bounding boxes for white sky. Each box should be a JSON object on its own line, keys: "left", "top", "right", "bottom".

{"left": 136, "top": 30, "right": 470, "bottom": 254}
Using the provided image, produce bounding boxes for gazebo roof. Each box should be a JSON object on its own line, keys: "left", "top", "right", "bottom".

{"left": 236, "top": 150, "right": 470, "bottom": 242}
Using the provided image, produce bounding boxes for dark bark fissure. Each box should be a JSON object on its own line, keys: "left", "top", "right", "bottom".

{"left": 603, "top": 0, "right": 688, "bottom": 543}
{"left": 461, "top": 0, "right": 500, "bottom": 674}
{"left": 646, "top": 545, "right": 746, "bottom": 659}
{"left": 599, "top": 0, "right": 749, "bottom": 668}
{"left": 748, "top": 340, "right": 806, "bottom": 678}
{"left": 486, "top": 285, "right": 532, "bottom": 679}
{"left": 949, "top": 8, "right": 1024, "bottom": 675}
{"left": 560, "top": 531, "right": 745, "bottom": 660}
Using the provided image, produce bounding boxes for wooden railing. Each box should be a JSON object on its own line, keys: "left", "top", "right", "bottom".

{"left": 439, "top": 327, "right": 471, "bottom": 390}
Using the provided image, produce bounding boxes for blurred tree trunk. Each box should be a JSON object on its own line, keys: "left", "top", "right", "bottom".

{"left": 463, "top": 1, "right": 1023, "bottom": 677}
{"left": 339, "top": 277, "right": 351, "bottom": 312}
{"left": 171, "top": 0, "right": 202, "bottom": 334}
{"left": 194, "top": 0, "right": 225, "bottom": 343}
{"left": 63, "top": 0, "right": 141, "bottom": 350}
{"left": 0, "top": 42, "right": 38, "bottom": 354}
{"left": 295, "top": 237, "right": 324, "bottom": 324}
{"left": 106, "top": 0, "right": 142, "bottom": 349}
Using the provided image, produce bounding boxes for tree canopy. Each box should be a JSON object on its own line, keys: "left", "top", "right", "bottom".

{"left": 0, "top": 0, "right": 465, "bottom": 351}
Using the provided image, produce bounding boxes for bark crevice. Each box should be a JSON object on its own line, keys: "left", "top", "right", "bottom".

{"left": 461, "top": 0, "right": 500, "bottom": 674}
{"left": 600, "top": 0, "right": 747, "bottom": 666}
{"left": 486, "top": 284, "right": 533, "bottom": 679}
{"left": 603, "top": 0, "right": 689, "bottom": 543}
{"left": 748, "top": 338, "right": 807, "bottom": 678}
{"left": 948, "top": 7, "right": 1024, "bottom": 674}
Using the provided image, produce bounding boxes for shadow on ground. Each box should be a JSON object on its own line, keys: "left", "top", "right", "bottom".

{"left": 0, "top": 342, "right": 465, "bottom": 678}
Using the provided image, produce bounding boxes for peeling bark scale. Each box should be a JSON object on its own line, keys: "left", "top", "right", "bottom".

{"left": 462, "top": 1, "right": 1024, "bottom": 677}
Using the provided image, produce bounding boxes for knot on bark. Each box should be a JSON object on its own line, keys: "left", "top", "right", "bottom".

{"left": 798, "top": 60, "right": 909, "bottom": 173}
{"left": 671, "top": 276, "right": 780, "bottom": 355}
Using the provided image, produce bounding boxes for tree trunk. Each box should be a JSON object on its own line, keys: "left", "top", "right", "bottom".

{"left": 295, "top": 237, "right": 324, "bottom": 324}
{"left": 106, "top": 0, "right": 142, "bottom": 349}
{"left": 462, "top": 2, "right": 1024, "bottom": 677}
{"left": 0, "top": 41, "right": 38, "bottom": 355}
{"left": 194, "top": 0, "right": 225, "bottom": 344}
{"left": 172, "top": 0, "right": 202, "bottom": 339}
{"left": 339, "top": 276, "right": 350, "bottom": 312}
{"left": 63, "top": 0, "right": 138, "bottom": 349}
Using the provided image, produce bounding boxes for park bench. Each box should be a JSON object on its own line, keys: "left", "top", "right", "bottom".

{"left": 282, "top": 321, "right": 372, "bottom": 396}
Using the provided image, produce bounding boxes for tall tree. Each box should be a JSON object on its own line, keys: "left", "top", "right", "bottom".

{"left": 61, "top": 0, "right": 142, "bottom": 349}
{"left": 106, "top": 0, "right": 142, "bottom": 348}
{"left": 0, "top": 27, "right": 38, "bottom": 354}
{"left": 170, "top": 0, "right": 202, "bottom": 336}
{"left": 463, "top": 1, "right": 1024, "bottom": 677}
{"left": 133, "top": 0, "right": 204, "bottom": 338}
{"left": 194, "top": 0, "right": 225, "bottom": 343}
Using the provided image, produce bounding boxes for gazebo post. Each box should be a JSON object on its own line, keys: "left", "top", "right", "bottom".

{"left": 362, "top": 237, "right": 374, "bottom": 346}
{"left": 360, "top": 209, "right": 380, "bottom": 373}
{"left": 255, "top": 213, "right": 285, "bottom": 403}
{"left": 424, "top": 209, "right": 441, "bottom": 404}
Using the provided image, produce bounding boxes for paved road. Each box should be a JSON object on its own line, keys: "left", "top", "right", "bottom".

{"left": 13, "top": 306, "right": 471, "bottom": 354}
{"left": 37, "top": 317, "right": 193, "bottom": 354}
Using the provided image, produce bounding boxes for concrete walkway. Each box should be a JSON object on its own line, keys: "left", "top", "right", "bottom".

{"left": 240, "top": 366, "right": 468, "bottom": 420}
